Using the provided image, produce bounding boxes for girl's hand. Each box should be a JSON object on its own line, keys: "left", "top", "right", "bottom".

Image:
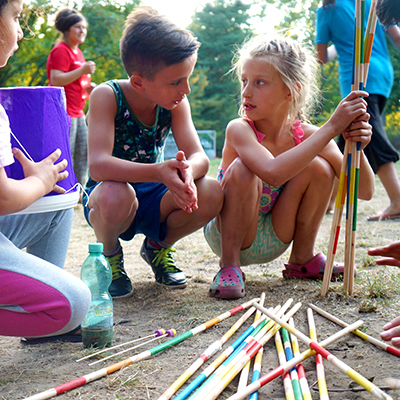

{"left": 342, "top": 112, "right": 372, "bottom": 150}
{"left": 328, "top": 90, "right": 369, "bottom": 136}
{"left": 13, "top": 148, "right": 68, "bottom": 195}
{"left": 82, "top": 61, "right": 96, "bottom": 75}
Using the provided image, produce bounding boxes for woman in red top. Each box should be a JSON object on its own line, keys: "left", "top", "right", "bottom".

{"left": 47, "top": 8, "right": 95, "bottom": 192}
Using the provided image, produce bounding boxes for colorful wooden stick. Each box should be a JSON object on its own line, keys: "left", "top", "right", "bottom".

{"left": 224, "top": 320, "right": 364, "bottom": 400}
{"left": 157, "top": 300, "right": 258, "bottom": 400}
{"left": 23, "top": 298, "right": 259, "bottom": 400}
{"left": 89, "top": 329, "right": 176, "bottom": 366}
{"left": 289, "top": 318, "right": 312, "bottom": 400}
{"left": 200, "top": 302, "right": 302, "bottom": 400}
{"left": 76, "top": 329, "right": 167, "bottom": 363}
{"left": 252, "top": 303, "right": 393, "bottom": 400}
{"left": 187, "top": 302, "right": 291, "bottom": 400}
{"left": 307, "top": 309, "right": 329, "bottom": 400}
{"left": 309, "top": 303, "right": 400, "bottom": 357}
{"left": 275, "top": 330, "right": 296, "bottom": 400}
{"left": 248, "top": 347, "right": 263, "bottom": 400}
{"left": 237, "top": 293, "right": 265, "bottom": 396}
{"left": 281, "top": 327, "right": 303, "bottom": 400}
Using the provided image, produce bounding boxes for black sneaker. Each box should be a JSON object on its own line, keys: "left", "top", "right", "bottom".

{"left": 140, "top": 239, "right": 187, "bottom": 288}
{"left": 105, "top": 248, "right": 133, "bottom": 299}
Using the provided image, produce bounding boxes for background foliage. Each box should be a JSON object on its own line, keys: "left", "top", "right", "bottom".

{"left": 1, "top": 0, "right": 399, "bottom": 155}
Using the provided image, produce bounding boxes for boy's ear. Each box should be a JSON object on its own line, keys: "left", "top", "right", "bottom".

{"left": 130, "top": 74, "right": 145, "bottom": 92}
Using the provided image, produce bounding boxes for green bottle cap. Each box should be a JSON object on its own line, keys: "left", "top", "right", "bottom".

{"left": 88, "top": 243, "right": 103, "bottom": 253}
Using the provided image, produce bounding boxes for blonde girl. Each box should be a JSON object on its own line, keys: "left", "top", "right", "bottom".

{"left": 204, "top": 34, "right": 374, "bottom": 299}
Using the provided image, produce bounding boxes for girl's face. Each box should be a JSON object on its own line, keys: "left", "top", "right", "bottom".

{"left": 240, "top": 56, "right": 292, "bottom": 121}
{"left": 0, "top": 0, "right": 23, "bottom": 67}
{"left": 66, "top": 20, "right": 87, "bottom": 47}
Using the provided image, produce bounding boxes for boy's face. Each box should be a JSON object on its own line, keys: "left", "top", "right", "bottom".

{"left": 141, "top": 53, "right": 197, "bottom": 110}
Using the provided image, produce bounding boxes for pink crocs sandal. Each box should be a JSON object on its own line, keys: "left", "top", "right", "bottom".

{"left": 210, "top": 266, "right": 245, "bottom": 299}
{"left": 282, "top": 253, "right": 355, "bottom": 280}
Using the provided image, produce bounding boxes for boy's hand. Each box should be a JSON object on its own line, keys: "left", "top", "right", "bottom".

{"left": 162, "top": 151, "right": 198, "bottom": 213}
{"left": 368, "top": 241, "right": 400, "bottom": 267}
{"left": 380, "top": 316, "right": 400, "bottom": 347}
{"left": 328, "top": 90, "right": 369, "bottom": 136}
{"left": 342, "top": 112, "right": 372, "bottom": 150}
{"left": 13, "top": 148, "right": 68, "bottom": 195}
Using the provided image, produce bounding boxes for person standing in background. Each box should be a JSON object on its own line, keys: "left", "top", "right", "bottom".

{"left": 315, "top": 0, "right": 400, "bottom": 221}
{"left": 47, "top": 8, "right": 95, "bottom": 194}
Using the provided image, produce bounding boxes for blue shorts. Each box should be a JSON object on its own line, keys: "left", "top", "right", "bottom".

{"left": 83, "top": 182, "right": 169, "bottom": 242}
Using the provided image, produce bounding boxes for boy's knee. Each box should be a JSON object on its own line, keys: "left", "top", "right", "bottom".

{"left": 197, "top": 177, "right": 223, "bottom": 214}
{"left": 91, "top": 181, "right": 137, "bottom": 219}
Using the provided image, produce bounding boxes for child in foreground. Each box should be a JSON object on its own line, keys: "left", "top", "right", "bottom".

{"left": 0, "top": 0, "right": 90, "bottom": 340}
{"left": 204, "top": 34, "right": 375, "bottom": 299}
{"left": 83, "top": 6, "right": 223, "bottom": 298}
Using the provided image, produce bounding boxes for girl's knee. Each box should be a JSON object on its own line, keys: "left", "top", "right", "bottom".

{"left": 223, "top": 158, "right": 258, "bottom": 189}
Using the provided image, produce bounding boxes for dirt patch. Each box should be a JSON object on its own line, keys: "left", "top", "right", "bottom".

{"left": 1, "top": 176, "right": 400, "bottom": 400}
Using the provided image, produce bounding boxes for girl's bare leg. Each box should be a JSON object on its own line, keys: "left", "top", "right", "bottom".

{"left": 272, "top": 156, "right": 335, "bottom": 265}
{"left": 217, "top": 158, "right": 262, "bottom": 268}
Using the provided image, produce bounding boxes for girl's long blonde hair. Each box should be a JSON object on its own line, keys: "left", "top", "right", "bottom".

{"left": 232, "top": 34, "right": 320, "bottom": 122}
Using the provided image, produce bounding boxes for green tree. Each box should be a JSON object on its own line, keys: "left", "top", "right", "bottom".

{"left": 188, "top": 0, "right": 256, "bottom": 155}
{"left": 0, "top": 0, "right": 139, "bottom": 88}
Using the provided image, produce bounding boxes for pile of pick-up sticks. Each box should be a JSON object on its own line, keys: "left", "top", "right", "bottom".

{"left": 321, "top": 0, "right": 378, "bottom": 297}
{"left": 24, "top": 295, "right": 400, "bottom": 400}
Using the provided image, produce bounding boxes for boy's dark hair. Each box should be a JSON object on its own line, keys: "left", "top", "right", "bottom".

{"left": 54, "top": 8, "right": 85, "bottom": 33}
{"left": 376, "top": 0, "right": 399, "bottom": 26}
{"left": 120, "top": 6, "right": 200, "bottom": 80}
{"left": 0, "top": 0, "right": 15, "bottom": 16}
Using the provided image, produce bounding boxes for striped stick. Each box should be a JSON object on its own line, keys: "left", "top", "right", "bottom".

{"left": 157, "top": 300, "right": 259, "bottom": 400}
{"left": 309, "top": 303, "right": 400, "bottom": 358}
{"left": 289, "top": 318, "right": 312, "bottom": 400}
{"left": 23, "top": 298, "right": 259, "bottom": 400}
{"left": 236, "top": 293, "right": 266, "bottom": 395}
{"left": 201, "top": 302, "right": 302, "bottom": 400}
{"left": 307, "top": 309, "right": 329, "bottom": 400}
{"left": 188, "top": 301, "right": 292, "bottom": 400}
{"left": 89, "top": 329, "right": 176, "bottom": 366}
{"left": 248, "top": 347, "right": 263, "bottom": 400}
{"left": 224, "top": 319, "right": 364, "bottom": 400}
{"left": 363, "top": 0, "right": 377, "bottom": 85}
{"left": 275, "top": 330, "right": 296, "bottom": 400}
{"left": 76, "top": 329, "right": 167, "bottom": 363}
{"left": 281, "top": 328, "right": 303, "bottom": 400}
{"left": 252, "top": 303, "right": 393, "bottom": 400}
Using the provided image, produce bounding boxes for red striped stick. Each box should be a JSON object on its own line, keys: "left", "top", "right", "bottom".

{"left": 307, "top": 309, "right": 329, "bottom": 400}
{"left": 309, "top": 303, "right": 400, "bottom": 358}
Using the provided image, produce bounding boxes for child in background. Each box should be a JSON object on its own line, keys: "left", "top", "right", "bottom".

{"left": 47, "top": 8, "right": 96, "bottom": 192}
{"left": 0, "top": 0, "right": 91, "bottom": 341}
{"left": 83, "top": 6, "right": 223, "bottom": 298}
{"left": 204, "top": 34, "right": 375, "bottom": 299}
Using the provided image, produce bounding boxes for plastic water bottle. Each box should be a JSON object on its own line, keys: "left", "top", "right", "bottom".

{"left": 81, "top": 243, "right": 113, "bottom": 348}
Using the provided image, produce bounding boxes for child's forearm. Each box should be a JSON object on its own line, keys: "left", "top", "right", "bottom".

{"left": 357, "top": 151, "right": 375, "bottom": 200}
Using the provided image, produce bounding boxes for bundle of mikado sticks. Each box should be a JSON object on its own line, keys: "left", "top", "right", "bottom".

{"left": 23, "top": 295, "right": 400, "bottom": 400}
{"left": 157, "top": 295, "right": 398, "bottom": 400}
{"left": 321, "top": 0, "right": 379, "bottom": 297}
